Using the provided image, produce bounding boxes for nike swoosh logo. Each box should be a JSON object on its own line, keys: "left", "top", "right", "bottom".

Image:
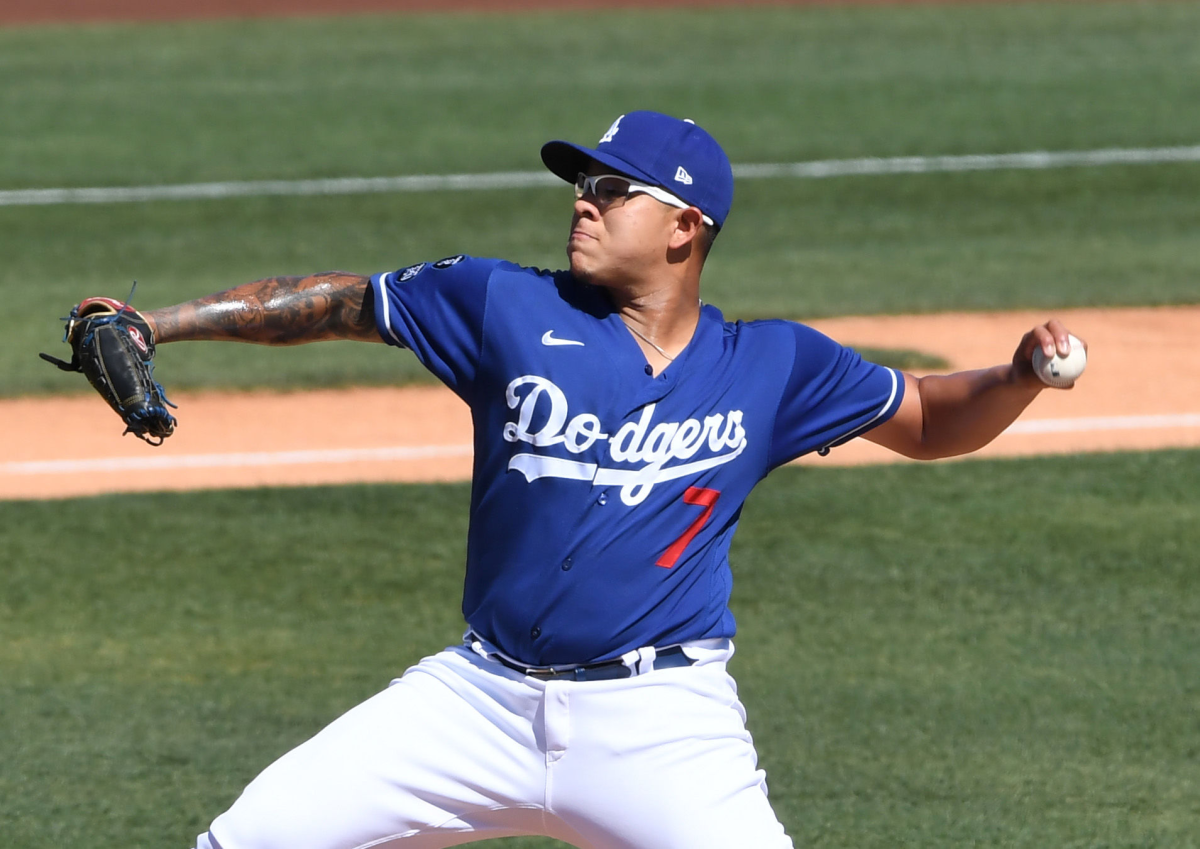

{"left": 542, "top": 330, "right": 585, "bottom": 347}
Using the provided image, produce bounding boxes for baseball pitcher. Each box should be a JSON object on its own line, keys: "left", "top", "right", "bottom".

{"left": 51, "top": 111, "right": 1086, "bottom": 848}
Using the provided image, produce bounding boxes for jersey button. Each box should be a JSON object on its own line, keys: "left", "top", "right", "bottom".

{"left": 643, "top": 364, "right": 653, "bottom": 376}
{"left": 597, "top": 493, "right": 608, "bottom": 506}
{"left": 561, "top": 557, "right": 573, "bottom": 571}
{"left": 530, "top": 626, "right": 542, "bottom": 639}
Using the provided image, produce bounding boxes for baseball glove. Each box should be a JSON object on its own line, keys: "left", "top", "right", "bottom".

{"left": 41, "top": 295, "right": 177, "bottom": 445}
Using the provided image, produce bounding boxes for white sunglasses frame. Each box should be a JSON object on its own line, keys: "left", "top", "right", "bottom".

{"left": 574, "top": 172, "right": 715, "bottom": 227}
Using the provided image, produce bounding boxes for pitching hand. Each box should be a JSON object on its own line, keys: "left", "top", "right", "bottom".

{"left": 1012, "top": 319, "right": 1088, "bottom": 389}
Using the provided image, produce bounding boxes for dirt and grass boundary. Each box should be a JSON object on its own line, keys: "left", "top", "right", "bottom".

{"left": 5, "top": 306, "right": 1198, "bottom": 499}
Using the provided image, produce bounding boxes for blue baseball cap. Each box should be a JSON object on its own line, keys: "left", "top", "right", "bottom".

{"left": 541, "top": 111, "right": 734, "bottom": 230}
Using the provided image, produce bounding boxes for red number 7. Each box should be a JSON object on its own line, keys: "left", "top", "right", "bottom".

{"left": 656, "top": 486, "right": 721, "bottom": 569}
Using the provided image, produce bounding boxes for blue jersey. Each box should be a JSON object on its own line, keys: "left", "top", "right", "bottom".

{"left": 371, "top": 256, "right": 903, "bottom": 666}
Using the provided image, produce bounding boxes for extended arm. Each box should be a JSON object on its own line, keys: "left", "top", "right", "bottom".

{"left": 864, "top": 319, "right": 1084, "bottom": 460}
{"left": 143, "top": 272, "right": 381, "bottom": 345}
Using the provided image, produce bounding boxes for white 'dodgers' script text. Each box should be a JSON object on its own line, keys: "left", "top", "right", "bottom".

{"left": 502, "top": 375, "right": 747, "bottom": 505}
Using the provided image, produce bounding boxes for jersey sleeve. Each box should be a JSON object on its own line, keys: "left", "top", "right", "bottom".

{"left": 767, "top": 321, "right": 904, "bottom": 468}
{"left": 370, "top": 255, "right": 499, "bottom": 396}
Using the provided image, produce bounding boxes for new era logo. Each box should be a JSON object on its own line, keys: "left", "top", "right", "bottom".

{"left": 599, "top": 115, "right": 624, "bottom": 145}
{"left": 674, "top": 166, "right": 693, "bottom": 185}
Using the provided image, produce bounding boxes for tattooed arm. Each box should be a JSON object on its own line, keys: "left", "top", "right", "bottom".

{"left": 143, "top": 272, "right": 382, "bottom": 345}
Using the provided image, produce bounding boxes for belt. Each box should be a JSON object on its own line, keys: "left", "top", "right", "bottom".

{"left": 492, "top": 645, "right": 695, "bottom": 681}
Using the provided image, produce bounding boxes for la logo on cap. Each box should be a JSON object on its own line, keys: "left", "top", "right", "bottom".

{"left": 599, "top": 115, "right": 624, "bottom": 145}
{"left": 674, "top": 166, "right": 693, "bottom": 185}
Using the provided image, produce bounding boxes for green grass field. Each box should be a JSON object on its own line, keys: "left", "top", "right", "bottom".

{"left": 3, "top": 451, "right": 1199, "bottom": 847}
{"left": 4, "top": 0, "right": 1200, "bottom": 394}
{"left": 3, "top": 2, "right": 1200, "bottom": 847}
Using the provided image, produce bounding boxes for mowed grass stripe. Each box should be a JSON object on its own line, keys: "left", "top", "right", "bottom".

{"left": 4, "top": 3, "right": 1199, "bottom": 189}
{"left": 4, "top": 145, "right": 1200, "bottom": 206}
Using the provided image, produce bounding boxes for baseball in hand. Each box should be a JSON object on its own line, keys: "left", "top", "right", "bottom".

{"left": 1031, "top": 333, "right": 1086, "bottom": 387}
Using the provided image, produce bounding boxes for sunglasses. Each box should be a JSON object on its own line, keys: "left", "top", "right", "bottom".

{"left": 574, "top": 173, "right": 715, "bottom": 226}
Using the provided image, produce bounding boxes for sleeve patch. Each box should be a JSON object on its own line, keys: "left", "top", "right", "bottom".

{"left": 396, "top": 262, "right": 426, "bottom": 282}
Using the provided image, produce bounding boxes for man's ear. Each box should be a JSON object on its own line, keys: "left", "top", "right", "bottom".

{"left": 667, "top": 207, "right": 705, "bottom": 251}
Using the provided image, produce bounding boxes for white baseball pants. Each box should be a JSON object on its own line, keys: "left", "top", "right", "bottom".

{"left": 197, "top": 640, "right": 793, "bottom": 849}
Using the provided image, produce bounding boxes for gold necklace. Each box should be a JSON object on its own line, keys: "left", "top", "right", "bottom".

{"left": 624, "top": 321, "right": 675, "bottom": 362}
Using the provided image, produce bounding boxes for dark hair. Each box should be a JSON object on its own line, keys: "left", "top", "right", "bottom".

{"left": 695, "top": 222, "right": 718, "bottom": 260}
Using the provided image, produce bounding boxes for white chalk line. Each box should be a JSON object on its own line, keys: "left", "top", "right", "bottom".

{"left": 3, "top": 444, "right": 474, "bottom": 476}
{"left": 4, "top": 413, "right": 1198, "bottom": 476}
{"left": 3, "top": 145, "right": 1199, "bottom": 207}
{"left": 1003, "top": 413, "right": 1200, "bottom": 435}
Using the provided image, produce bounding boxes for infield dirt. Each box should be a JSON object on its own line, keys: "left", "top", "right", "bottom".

{"left": 5, "top": 306, "right": 1197, "bottom": 500}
